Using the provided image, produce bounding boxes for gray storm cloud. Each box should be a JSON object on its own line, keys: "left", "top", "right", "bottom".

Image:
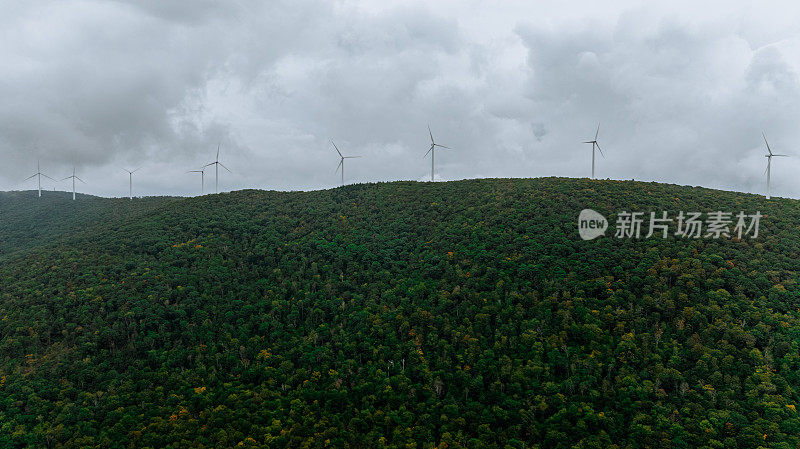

{"left": 1, "top": 1, "right": 800, "bottom": 198}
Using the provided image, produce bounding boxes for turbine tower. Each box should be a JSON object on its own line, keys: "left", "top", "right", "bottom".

{"left": 61, "top": 167, "right": 85, "bottom": 201}
{"left": 24, "top": 160, "right": 55, "bottom": 198}
{"left": 424, "top": 125, "right": 451, "bottom": 182}
{"left": 204, "top": 144, "right": 230, "bottom": 194}
{"left": 123, "top": 167, "right": 141, "bottom": 200}
{"left": 187, "top": 168, "right": 206, "bottom": 195}
{"left": 331, "top": 141, "right": 361, "bottom": 186}
{"left": 583, "top": 123, "right": 605, "bottom": 179}
{"left": 763, "top": 132, "right": 788, "bottom": 200}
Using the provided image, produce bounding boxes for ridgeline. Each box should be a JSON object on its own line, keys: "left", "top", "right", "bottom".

{"left": 1, "top": 178, "right": 799, "bottom": 448}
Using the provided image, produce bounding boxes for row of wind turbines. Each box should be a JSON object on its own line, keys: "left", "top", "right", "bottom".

{"left": 331, "top": 125, "right": 449, "bottom": 185}
{"left": 23, "top": 125, "right": 790, "bottom": 200}
{"left": 22, "top": 125, "right": 451, "bottom": 200}
{"left": 25, "top": 162, "right": 85, "bottom": 200}
{"left": 25, "top": 145, "right": 231, "bottom": 200}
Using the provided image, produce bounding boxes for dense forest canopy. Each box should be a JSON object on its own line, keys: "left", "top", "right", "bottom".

{"left": 0, "top": 191, "right": 178, "bottom": 261}
{"left": 1, "top": 178, "right": 799, "bottom": 448}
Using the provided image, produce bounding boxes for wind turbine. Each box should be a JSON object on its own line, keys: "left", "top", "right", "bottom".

{"left": 61, "top": 167, "right": 85, "bottom": 201}
{"left": 763, "top": 132, "right": 788, "bottom": 200}
{"left": 122, "top": 167, "right": 141, "bottom": 200}
{"left": 331, "top": 141, "right": 361, "bottom": 186}
{"left": 204, "top": 144, "right": 230, "bottom": 194}
{"left": 24, "top": 160, "right": 55, "bottom": 198}
{"left": 583, "top": 123, "right": 605, "bottom": 179}
{"left": 187, "top": 167, "right": 206, "bottom": 195}
{"left": 424, "top": 125, "right": 451, "bottom": 182}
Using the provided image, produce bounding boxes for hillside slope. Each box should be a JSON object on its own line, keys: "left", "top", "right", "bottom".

{"left": 1, "top": 178, "right": 800, "bottom": 448}
{"left": 0, "top": 191, "right": 179, "bottom": 260}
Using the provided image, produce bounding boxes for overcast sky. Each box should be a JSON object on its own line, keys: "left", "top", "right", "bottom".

{"left": 2, "top": 0, "right": 800, "bottom": 198}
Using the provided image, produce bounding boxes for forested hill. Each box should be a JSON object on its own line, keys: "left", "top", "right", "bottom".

{"left": 0, "top": 191, "right": 178, "bottom": 260}
{"left": 2, "top": 177, "right": 800, "bottom": 448}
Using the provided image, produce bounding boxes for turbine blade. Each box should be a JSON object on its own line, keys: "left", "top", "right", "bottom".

{"left": 218, "top": 162, "right": 232, "bottom": 173}
{"left": 76, "top": 177, "right": 86, "bottom": 183}
{"left": 344, "top": 156, "right": 362, "bottom": 158}
{"left": 204, "top": 162, "right": 215, "bottom": 168}
{"left": 24, "top": 174, "right": 37, "bottom": 181}
{"left": 335, "top": 159, "right": 343, "bottom": 173}
{"left": 595, "top": 123, "right": 600, "bottom": 140}
{"left": 595, "top": 142, "right": 605, "bottom": 158}
{"left": 41, "top": 174, "right": 56, "bottom": 181}
{"left": 773, "top": 154, "right": 789, "bottom": 157}
{"left": 428, "top": 125, "right": 434, "bottom": 144}
{"left": 60, "top": 177, "right": 71, "bottom": 181}
{"left": 583, "top": 141, "right": 595, "bottom": 144}
{"left": 331, "top": 140, "right": 343, "bottom": 157}
{"left": 435, "top": 144, "right": 452, "bottom": 150}
{"left": 217, "top": 143, "right": 220, "bottom": 161}
{"left": 133, "top": 166, "right": 142, "bottom": 173}
{"left": 424, "top": 146, "right": 433, "bottom": 158}
{"left": 763, "top": 132, "right": 773, "bottom": 156}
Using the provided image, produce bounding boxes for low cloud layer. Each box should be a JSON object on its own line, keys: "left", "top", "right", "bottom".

{"left": 2, "top": 0, "right": 800, "bottom": 198}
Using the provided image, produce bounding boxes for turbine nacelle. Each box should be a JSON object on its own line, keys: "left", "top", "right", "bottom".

{"left": 61, "top": 170, "right": 85, "bottom": 184}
